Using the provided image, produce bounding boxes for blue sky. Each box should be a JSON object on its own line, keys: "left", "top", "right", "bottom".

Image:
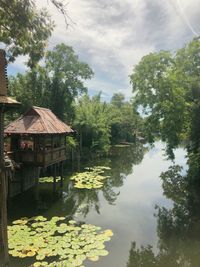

{"left": 6, "top": 0, "right": 200, "bottom": 101}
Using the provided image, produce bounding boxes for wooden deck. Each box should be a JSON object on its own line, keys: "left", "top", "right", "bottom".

{"left": 13, "top": 146, "right": 66, "bottom": 167}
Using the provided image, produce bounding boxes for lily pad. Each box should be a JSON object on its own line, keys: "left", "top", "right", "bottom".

{"left": 70, "top": 166, "right": 111, "bottom": 189}
{"left": 39, "top": 176, "right": 61, "bottom": 183}
{"left": 8, "top": 216, "right": 113, "bottom": 267}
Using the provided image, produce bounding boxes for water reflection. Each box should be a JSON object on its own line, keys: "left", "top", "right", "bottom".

{"left": 9, "top": 141, "right": 179, "bottom": 267}
{"left": 127, "top": 161, "right": 200, "bottom": 267}
{"left": 62, "top": 142, "right": 146, "bottom": 218}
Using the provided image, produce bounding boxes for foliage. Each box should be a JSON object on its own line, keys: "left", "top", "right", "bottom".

{"left": 66, "top": 136, "right": 78, "bottom": 150}
{"left": 130, "top": 37, "right": 200, "bottom": 158}
{"left": 110, "top": 93, "right": 143, "bottom": 144}
{"left": 111, "top": 93, "right": 125, "bottom": 108}
{"left": 73, "top": 92, "right": 143, "bottom": 154}
{"left": 9, "top": 44, "right": 94, "bottom": 121}
{"left": 160, "top": 165, "right": 188, "bottom": 205}
{"left": 8, "top": 216, "right": 113, "bottom": 267}
{"left": 127, "top": 242, "right": 157, "bottom": 267}
{"left": 0, "top": 0, "right": 72, "bottom": 67}
{"left": 0, "top": 0, "right": 54, "bottom": 67}
{"left": 44, "top": 44, "right": 94, "bottom": 120}
{"left": 70, "top": 166, "right": 111, "bottom": 189}
{"left": 74, "top": 93, "right": 113, "bottom": 153}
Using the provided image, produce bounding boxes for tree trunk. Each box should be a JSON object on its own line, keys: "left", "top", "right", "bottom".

{"left": 0, "top": 110, "right": 9, "bottom": 266}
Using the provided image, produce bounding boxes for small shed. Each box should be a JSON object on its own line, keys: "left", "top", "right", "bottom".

{"left": 4, "top": 106, "right": 74, "bottom": 167}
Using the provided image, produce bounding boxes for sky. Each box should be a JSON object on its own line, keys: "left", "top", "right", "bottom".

{"left": 7, "top": 0, "right": 200, "bottom": 101}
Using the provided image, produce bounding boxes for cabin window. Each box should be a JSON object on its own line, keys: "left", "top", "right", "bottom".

{"left": 20, "top": 137, "right": 34, "bottom": 151}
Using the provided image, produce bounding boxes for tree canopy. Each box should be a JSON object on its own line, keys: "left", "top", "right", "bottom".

{"left": 0, "top": 0, "right": 55, "bottom": 67}
{"left": 9, "top": 43, "right": 94, "bottom": 121}
{"left": 0, "top": 0, "right": 70, "bottom": 67}
{"left": 130, "top": 37, "right": 200, "bottom": 157}
{"left": 74, "top": 93, "right": 112, "bottom": 153}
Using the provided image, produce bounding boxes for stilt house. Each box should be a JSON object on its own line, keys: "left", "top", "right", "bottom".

{"left": 4, "top": 106, "right": 74, "bottom": 198}
{"left": 4, "top": 106, "right": 74, "bottom": 167}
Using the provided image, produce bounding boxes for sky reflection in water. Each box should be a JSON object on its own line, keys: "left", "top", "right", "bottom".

{"left": 9, "top": 141, "right": 187, "bottom": 267}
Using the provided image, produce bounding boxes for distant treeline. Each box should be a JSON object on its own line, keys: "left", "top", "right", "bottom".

{"left": 7, "top": 44, "right": 143, "bottom": 155}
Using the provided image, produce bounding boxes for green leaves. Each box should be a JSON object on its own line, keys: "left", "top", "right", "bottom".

{"left": 8, "top": 44, "right": 93, "bottom": 121}
{"left": 0, "top": 0, "right": 54, "bottom": 67}
{"left": 74, "top": 94, "right": 113, "bottom": 153}
{"left": 70, "top": 166, "right": 111, "bottom": 189}
{"left": 130, "top": 38, "right": 200, "bottom": 157}
{"left": 8, "top": 216, "right": 113, "bottom": 267}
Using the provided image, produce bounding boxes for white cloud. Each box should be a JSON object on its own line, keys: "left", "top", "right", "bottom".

{"left": 9, "top": 0, "right": 200, "bottom": 99}
{"left": 7, "top": 55, "right": 28, "bottom": 74}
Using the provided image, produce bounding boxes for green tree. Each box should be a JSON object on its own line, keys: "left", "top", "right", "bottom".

{"left": 111, "top": 93, "right": 125, "bottom": 108}
{"left": 0, "top": 0, "right": 71, "bottom": 67}
{"left": 74, "top": 93, "right": 113, "bottom": 154}
{"left": 9, "top": 44, "right": 94, "bottom": 121}
{"left": 110, "top": 93, "right": 143, "bottom": 144}
{"left": 130, "top": 37, "right": 200, "bottom": 157}
{"left": 127, "top": 37, "right": 200, "bottom": 267}
{"left": 45, "top": 44, "right": 94, "bottom": 120}
{"left": 0, "top": 0, "right": 54, "bottom": 67}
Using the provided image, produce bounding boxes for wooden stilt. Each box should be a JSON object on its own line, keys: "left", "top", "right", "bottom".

{"left": 20, "top": 168, "right": 24, "bottom": 194}
{"left": 34, "top": 168, "right": 40, "bottom": 202}
{"left": 60, "top": 162, "right": 63, "bottom": 188}
{"left": 53, "top": 164, "right": 56, "bottom": 194}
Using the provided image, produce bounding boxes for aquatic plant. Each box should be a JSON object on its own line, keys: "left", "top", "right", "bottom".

{"left": 39, "top": 177, "right": 61, "bottom": 183}
{"left": 8, "top": 216, "right": 113, "bottom": 267}
{"left": 70, "top": 166, "right": 111, "bottom": 189}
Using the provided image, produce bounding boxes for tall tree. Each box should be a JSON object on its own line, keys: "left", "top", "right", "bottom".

{"left": 111, "top": 93, "right": 125, "bottom": 108}
{"left": 74, "top": 93, "right": 113, "bottom": 153}
{"left": 130, "top": 37, "right": 200, "bottom": 157}
{"left": 9, "top": 44, "right": 94, "bottom": 121}
{"left": 110, "top": 93, "right": 143, "bottom": 144}
{"left": 45, "top": 44, "right": 94, "bottom": 121}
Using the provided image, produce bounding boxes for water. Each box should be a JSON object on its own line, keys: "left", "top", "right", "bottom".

{"left": 8, "top": 141, "right": 187, "bottom": 267}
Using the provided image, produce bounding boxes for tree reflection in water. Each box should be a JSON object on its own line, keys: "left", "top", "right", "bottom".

{"left": 127, "top": 161, "right": 200, "bottom": 267}
{"left": 63, "top": 142, "right": 146, "bottom": 217}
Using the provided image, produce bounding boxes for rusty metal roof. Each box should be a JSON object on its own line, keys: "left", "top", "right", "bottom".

{"left": 0, "top": 96, "right": 20, "bottom": 106}
{"left": 5, "top": 106, "right": 74, "bottom": 135}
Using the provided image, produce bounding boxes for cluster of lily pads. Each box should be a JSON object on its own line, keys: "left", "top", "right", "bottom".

{"left": 39, "top": 176, "right": 61, "bottom": 183}
{"left": 8, "top": 216, "right": 113, "bottom": 267}
{"left": 70, "top": 166, "right": 111, "bottom": 189}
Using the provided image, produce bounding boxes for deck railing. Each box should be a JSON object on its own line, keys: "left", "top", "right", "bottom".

{"left": 14, "top": 146, "right": 66, "bottom": 166}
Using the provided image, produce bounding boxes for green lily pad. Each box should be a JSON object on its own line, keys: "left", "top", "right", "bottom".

{"left": 8, "top": 216, "right": 113, "bottom": 267}
{"left": 70, "top": 166, "right": 111, "bottom": 189}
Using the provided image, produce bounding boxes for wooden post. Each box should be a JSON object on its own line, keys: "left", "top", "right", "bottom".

{"left": 0, "top": 109, "right": 9, "bottom": 267}
{"left": 34, "top": 167, "right": 40, "bottom": 202}
{"left": 0, "top": 49, "right": 20, "bottom": 266}
{"left": 20, "top": 167, "right": 24, "bottom": 194}
{"left": 53, "top": 164, "right": 56, "bottom": 194}
{"left": 60, "top": 161, "right": 63, "bottom": 188}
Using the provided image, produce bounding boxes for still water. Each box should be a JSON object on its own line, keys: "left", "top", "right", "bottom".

{"left": 8, "top": 141, "right": 189, "bottom": 267}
